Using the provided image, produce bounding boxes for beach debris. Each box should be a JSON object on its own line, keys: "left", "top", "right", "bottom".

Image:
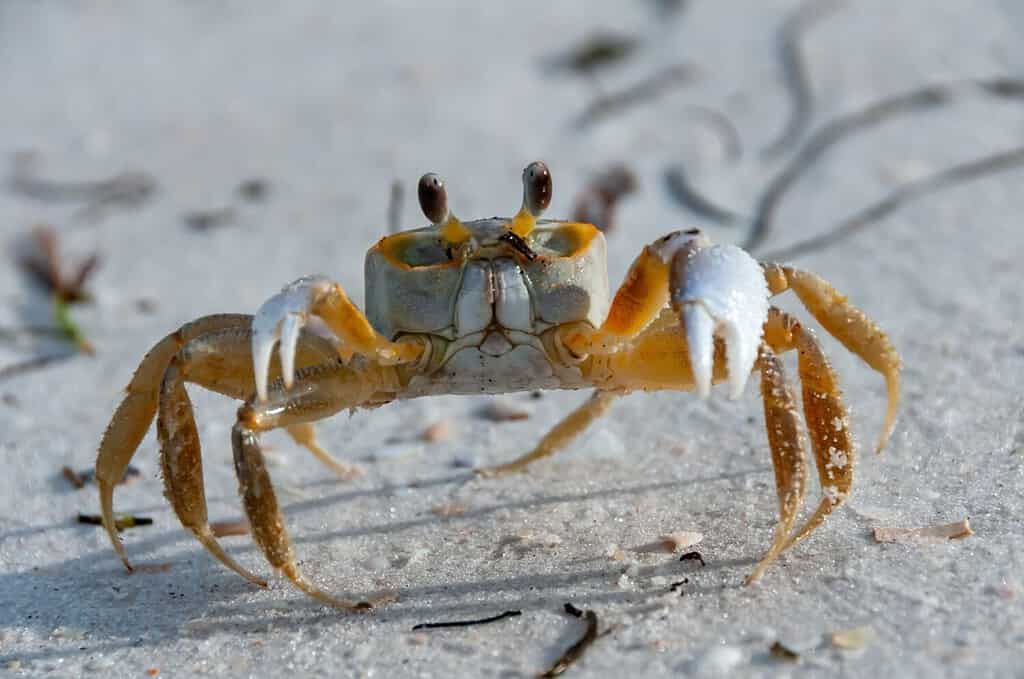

{"left": 77, "top": 513, "right": 152, "bottom": 531}
{"left": 872, "top": 518, "right": 973, "bottom": 544}
{"left": 19, "top": 225, "right": 99, "bottom": 305}
{"left": 387, "top": 179, "right": 403, "bottom": 234}
{"left": 631, "top": 531, "right": 703, "bottom": 554}
{"left": 540, "top": 603, "right": 601, "bottom": 677}
{"left": 549, "top": 33, "right": 639, "bottom": 75}
{"left": 237, "top": 178, "right": 269, "bottom": 202}
{"left": 769, "top": 640, "right": 801, "bottom": 662}
{"left": 575, "top": 64, "right": 695, "bottom": 128}
{"left": 829, "top": 626, "right": 875, "bottom": 650}
{"left": 210, "top": 519, "right": 251, "bottom": 537}
{"left": 668, "top": 578, "right": 689, "bottom": 595}
{"left": 61, "top": 466, "right": 85, "bottom": 489}
{"left": 571, "top": 164, "right": 638, "bottom": 233}
{"left": 760, "top": 147, "right": 1024, "bottom": 261}
{"left": 761, "top": 0, "right": 848, "bottom": 158}
{"left": 422, "top": 419, "right": 453, "bottom": 442}
{"left": 745, "top": 76, "right": 1024, "bottom": 253}
{"left": 480, "top": 400, "right": 531, "bottom": 422}
{"left": 679, "top": 550, "right": 706, "bottom": 567}
{"left": 664, "top": 166, "right": 746, "bottom": 225}
{"left": 62, "top": 464, "right": 141, "bottom": 489}
{"left": 10, "top": 153, "right": 157, "bottom": 218}
{"left": 411, "top": 609, "right": 521, "bottom": 631}
{"left": 184, "top": 206, "right": 236, "bottom": 231}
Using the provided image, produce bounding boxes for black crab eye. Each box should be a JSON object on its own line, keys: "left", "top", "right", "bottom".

{"left": 418, "top": 172, "right": 449, "bottom": 224}
{"left": 523, "top": 161, "right": 552, "bottom": 216}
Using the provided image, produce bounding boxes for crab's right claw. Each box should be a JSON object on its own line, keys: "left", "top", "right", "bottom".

{"left": 251, "top": 275, "right": 335, "bottom": 402}
{"left": 669, "top": 240, "right": 770, "bottom": 400}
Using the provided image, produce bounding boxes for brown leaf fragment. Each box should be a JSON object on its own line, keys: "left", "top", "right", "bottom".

{"left": 76, "top": 513, "right": 152, "bottom": 531}
{"left": 571, "top": 164, "right": 638, "bottom": 233}
{"left": 61, "top": 466, "right": 85, "bottom": 489}
{"left": 769, "top": 641, "right": 800, "bottom": 663}
{"left": 541, "top": 604, "right": 601, "bottom": 677}
{"left": 872, "top": 518, "right": 973, "bottom": 544}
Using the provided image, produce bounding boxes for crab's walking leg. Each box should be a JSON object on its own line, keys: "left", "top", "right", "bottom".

{"left": 97, "top": 315, "right": 348, "bottom": 572}
{"left": 763, "top": 263, "right": 900, "bottom": 453}
{"left": 763, "top": 308, "right": 855, "bottom": 550}
{"left": 285, "top": 422, "right": 362, "bottom": 480}
{"left": 158, "top": 353, "right": 268, "bottom": 586}
{"left": 231, "top": 360, "right": 398, "bottom": 608}
{"left": 745, "top": 343, "right": 809, "bottom": 584}
{"left": 476, "top": 391, "right": 619, "bottom": 477}
{"left": 252, "top": 275, "right": 424, "bottom": 401}
{"left": 96, "top": 314, "right": 249, "bottom": 570}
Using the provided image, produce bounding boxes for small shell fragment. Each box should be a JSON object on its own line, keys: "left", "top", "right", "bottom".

{"left": 872, "top": 518, "right": 973, "bottom": 544}
{"left": 422, "top": 420, "right": 453, "bottom": 442}
{"left": 211, "top": 519, "right": 251, "bottom": 537}
{"left": 829, "top": 626, "right": 875, "bottom": 650}
{"left": 659, "top": 531, "right": 704, "bottom": 552}
{"left": 632, "top": 531, "right": 704, "bottom": 554}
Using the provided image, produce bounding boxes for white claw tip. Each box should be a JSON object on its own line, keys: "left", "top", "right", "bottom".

{"left": 672, "top": 243, "right": 769, "bottom": 400}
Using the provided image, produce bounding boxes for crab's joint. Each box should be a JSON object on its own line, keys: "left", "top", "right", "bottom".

{"left": 438, "top": 216, "right": 471, "bottom": 246}
{"left": 498, "top": 231, "right": 537, "bottom": 261}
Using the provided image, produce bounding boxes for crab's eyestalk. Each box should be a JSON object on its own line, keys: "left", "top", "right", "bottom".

{"left": 418, "top": 172, "right": 470, "bottom": 245}
{"left": 418, "top": 173, "right": 448, "bottom": 224}
{"left": 510, "top": 161, "right": 551, "bottom": 238}
{"left": 523, "top": 161, "right": 552, "bottom": 217}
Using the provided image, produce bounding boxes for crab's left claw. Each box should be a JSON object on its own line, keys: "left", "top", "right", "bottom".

{"left": 662, "top": 233, "right": 769, "bottom": 399}
{"left": 252, "top": 275, "right": 336, "bottom": 402}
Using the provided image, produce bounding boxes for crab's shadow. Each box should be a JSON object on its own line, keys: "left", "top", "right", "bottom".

{"left": 0, "top": 467, "right": 769, "bottom": 667}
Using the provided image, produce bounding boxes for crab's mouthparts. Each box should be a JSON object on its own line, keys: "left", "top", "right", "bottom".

{"left": 498, "top": 231, "right": 537, "bottom": 261}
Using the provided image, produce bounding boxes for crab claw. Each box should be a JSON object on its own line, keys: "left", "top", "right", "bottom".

{"left": 251, "top": 275, "right": 334, "bottom": 402}
{"left": 667, "top": 235, "right": 769, "bottom": 400}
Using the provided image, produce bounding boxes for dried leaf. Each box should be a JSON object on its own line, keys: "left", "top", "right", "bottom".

{"left": 769, "top": 641, "right": 800, "bottom": 662}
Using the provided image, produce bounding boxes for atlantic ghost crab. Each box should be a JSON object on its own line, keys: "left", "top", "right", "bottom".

{"left": 95, "top": 162, "right": 900, "bottom": 607}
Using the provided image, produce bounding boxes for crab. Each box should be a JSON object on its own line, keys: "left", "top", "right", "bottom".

{"left": 95, "top": 161, "right": 900, "bottom": 608}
